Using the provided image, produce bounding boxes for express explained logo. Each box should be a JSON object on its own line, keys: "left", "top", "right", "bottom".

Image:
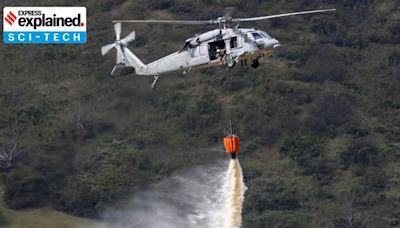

{"left": 13, "top": 11, "right": 84, "bottom": 29}
{"left": 3, "top": 7, "right": 86, "bottom": 44}
{"left": 4, "top": 11, "right": 17, "bottom": 26}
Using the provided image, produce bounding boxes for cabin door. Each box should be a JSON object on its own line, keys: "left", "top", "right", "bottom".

{"left": 189, "top": 45, "right": 210, "bottom": 66}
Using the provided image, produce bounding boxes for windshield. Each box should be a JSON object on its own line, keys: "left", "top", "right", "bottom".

{"left": 261, "top": 32, "right": 271, "bottom": 39}
{"left": 251, "top": 32, "right": 263, "bottom": 40}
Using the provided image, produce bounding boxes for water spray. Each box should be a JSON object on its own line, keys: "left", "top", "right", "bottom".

{"left": 222, "top": 159, "right": 247, "bottom": 228}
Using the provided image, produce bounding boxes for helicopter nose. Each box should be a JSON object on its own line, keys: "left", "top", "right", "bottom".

{"left": 263, "top": 38, "right": 280, "bottom": 49}
{"left": 272, "top": 39, "right": 280, "bottom": 48}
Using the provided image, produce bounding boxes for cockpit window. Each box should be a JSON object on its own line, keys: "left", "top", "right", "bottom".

{"left": 261, "top": 32, "right": 271, "bottom": 39}
{"left": 251, "top": 32, "right": 263, "bottom": 40}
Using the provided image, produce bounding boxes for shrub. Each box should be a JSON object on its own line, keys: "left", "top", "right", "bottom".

{"left": 340, "top": 141, "right": 381, "bottom": 167}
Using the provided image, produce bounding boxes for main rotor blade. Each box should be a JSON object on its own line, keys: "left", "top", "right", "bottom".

{"left": 121, "top": 31, "right": 136, "bottom": 44}
{"left": 113, "top": 19, "right": 212, "bottom": 25}
{"left": 236, "top": 9, "right": 336, "bottom": 22}
{"left": 101, "top": 43, "right": 115, "bottom": 56}
{"left": 114, "top": 22, "right": 121, "bottom": 40}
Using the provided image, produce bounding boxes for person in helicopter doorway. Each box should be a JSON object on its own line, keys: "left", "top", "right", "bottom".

{"left": 216, "top": 48, "right": 227, "bottom": 66}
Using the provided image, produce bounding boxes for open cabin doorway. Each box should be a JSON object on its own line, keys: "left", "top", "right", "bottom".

{"left": 208, "top": 39, "right": 225, "bottom": 61}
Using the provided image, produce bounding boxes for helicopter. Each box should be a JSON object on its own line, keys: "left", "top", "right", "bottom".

{"left": 101, "top": 9, "right": 336, "bottom": 89}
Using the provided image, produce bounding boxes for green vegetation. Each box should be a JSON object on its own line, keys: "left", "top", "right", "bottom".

{"left": 0, "top": 0, "right": 399, "bottom": 227}
{"left": 0, "top": 186, "right": 102, "bottom": 227}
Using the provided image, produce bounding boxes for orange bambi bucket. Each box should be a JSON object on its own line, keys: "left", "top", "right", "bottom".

{"left": 224, "top": 134, "right": 240, "bottom": 159}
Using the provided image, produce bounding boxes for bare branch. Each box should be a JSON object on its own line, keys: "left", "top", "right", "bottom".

{"left": 0, "top": 141, "right": 22, "bottom": 169}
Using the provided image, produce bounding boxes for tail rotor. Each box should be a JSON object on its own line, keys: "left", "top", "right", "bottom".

{"left": 101, "top": 22, "right": 136, "bottom": 64}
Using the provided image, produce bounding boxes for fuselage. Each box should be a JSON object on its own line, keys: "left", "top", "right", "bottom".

{"left": 132, "top": 28, "right": 280, "bottom": 76}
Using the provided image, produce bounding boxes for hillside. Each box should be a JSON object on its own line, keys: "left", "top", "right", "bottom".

{"left": 0, "top": 0, "right": 399, "bottom": 227}
{"left": 0, "top": 186, "right": 102, "bottom": 227}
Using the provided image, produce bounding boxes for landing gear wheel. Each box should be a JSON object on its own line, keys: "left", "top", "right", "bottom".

{"left": 251, "top": 59, "right": 260, "bottom": 68}
{"left": 226, "top": 55, "right": 236, "bottom": 68}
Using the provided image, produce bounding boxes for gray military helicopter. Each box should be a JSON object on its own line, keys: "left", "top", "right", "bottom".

{"left": 101, "top": 9, "right": 336, "bottom": 89}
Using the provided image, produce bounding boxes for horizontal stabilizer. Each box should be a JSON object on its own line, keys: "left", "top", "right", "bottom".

{"left": 111, "top": 64, "right": 135, "bottom": 76}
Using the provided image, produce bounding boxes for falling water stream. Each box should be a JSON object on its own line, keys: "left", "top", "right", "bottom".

{"left": 224, "top": 159, "right": 247, "bottom": 228}
{"left": 100, "top": 159, "right": 247, "bottom": 228}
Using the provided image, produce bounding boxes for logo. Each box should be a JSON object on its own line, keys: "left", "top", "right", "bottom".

{"left": 3, "top": 7, "right": 86, "bottom": 44}
{"left": 4, "top": 11, "right": 17, "bottom": 26}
